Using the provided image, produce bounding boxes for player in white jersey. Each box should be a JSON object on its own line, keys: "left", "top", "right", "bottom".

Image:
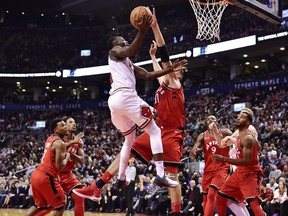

{"left": 107, "top": 15, "right": 187, "bottom": 188}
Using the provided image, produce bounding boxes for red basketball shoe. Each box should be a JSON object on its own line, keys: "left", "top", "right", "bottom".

{"left": 73, "top": 182, "right": 102, "bottom": 202}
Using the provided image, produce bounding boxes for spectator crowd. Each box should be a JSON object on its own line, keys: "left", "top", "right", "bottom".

{"left": 0, "top": 82, "right": 287, "bottom": 215}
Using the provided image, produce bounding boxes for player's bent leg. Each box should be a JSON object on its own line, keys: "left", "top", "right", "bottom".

{"left": 167, "top": 171, "right": 181, "bottom": 215}
{"left": 226, "top": 199, "right": 249, "bottom": 216}
{"left": 144, "top": 120, "right": 163, "bottom": 157}
{"left": 107, "top": 153, "right": 121, "bottom": 176}
{"left": 26, "top": 206, "right": 40, "bottom": 216}
{"left": 34, "top": 207, "right": 53, "bottom": 216}
{"left": 205, "top": 187, "right": 218, "bottom": 216}
{"left": 73, "top": 155, "right": 120, "bottom": 201}
{"left": 216, "top": 193, "right": 228, "bottom": 216}
{"left": 53, "top": 205, "right": 66, "bottom": 216}
{"left": 203, "top": 194, "right": 208, "bottom": 214}
{"left": 72, "top": 192, "right": 84, "bottom": 216}
{"left": 249, "top": 198, "right": 265, "bottom": 216}
{"left": 118, "top": 130, "right": 136, "bottom": 181}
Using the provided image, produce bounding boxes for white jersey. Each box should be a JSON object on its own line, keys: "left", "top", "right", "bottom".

{"left": 109, "top": 55, "right": 136, "bottom": 94}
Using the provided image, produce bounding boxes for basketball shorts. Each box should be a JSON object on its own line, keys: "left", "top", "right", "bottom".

{"left": 31, "top": 169, "right": 66, "bottom": 208}
{"left": 202, "top": 167, "right": 229, "bottom": 194}
{"left": 108, "top": 89, "right": 153, "bottom": 135}
{"left": 218, "top": 169, "right": 262, "bottom": 203}
{"left": 131, "top": 129, "right": 183, "bottom": 173}
{"left": 59, "top": 171, "right": 83, "bottom": 195}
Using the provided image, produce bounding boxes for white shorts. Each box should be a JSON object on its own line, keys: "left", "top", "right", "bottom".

{"left": 108, "top": 89, "right": 153, "bottom": 135}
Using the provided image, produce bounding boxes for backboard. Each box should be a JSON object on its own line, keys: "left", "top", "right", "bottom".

{"left": 230, "top": 0, "right": 282, "bottom": 24}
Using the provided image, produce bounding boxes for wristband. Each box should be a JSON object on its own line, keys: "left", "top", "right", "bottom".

{"left": 158, "top": 45, "right": 170, "bottom": 62}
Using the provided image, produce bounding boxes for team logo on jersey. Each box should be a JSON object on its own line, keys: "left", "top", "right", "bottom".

{"left": 205, "top": 140, "right": 218, "bottom": 150}
{"left": 172, "top": 92, "right": 178, "bottom": 99}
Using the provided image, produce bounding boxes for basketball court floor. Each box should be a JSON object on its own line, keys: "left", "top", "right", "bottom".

{"left": 0, "top": 209, "right": 133, "bottom": 216}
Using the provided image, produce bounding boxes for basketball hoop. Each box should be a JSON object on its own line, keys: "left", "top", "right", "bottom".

{"left": 188, "top": 0, "right": 231, "bottom": 42}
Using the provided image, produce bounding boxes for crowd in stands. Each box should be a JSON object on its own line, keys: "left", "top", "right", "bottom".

{"left": 0, "top": 1, "right": 288, "bottom": 215}
{"left": 0, "top": 83, "right": 287, "bottom": 215}
{"left": 0, "top": 2, "right": 287, "bottom": 73}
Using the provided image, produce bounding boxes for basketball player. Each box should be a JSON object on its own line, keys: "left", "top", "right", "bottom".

{"left": 130, "top": 8, "right": 186, "bottom": 215}
{"left": 190, "top": 115, "right": 231, "bottom": 216}
{"left": 59, "top": 117, "right": 85, "bottom": 216}
{"left": 104, "top": 12, "right": 186, "bottom": 188}
{"left": 34, "top": 118, "right": 85, "bottom": 216}
{"left": 26, "top": 118, "right": 70, "bottom": 216}
{"left": 211, "top": 108, "right": 265, "bottom": 216}
{"left": 73, "top": 9, "right": 187, "bottom": 215}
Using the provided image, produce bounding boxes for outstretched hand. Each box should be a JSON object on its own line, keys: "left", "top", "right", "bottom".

{"left": 209, "top": 122, "right": 220, "bottom": 137}
{"left": 73, "top": 132, "right": 85, "bottom": 144}
{"left": 149, "top": 40, "right": 157, "bottom": 57}
{"left": 220, "top": 136, "right": 236, "bottom": 148}
{"left": 150, "top": 7, "right": 158, "bottom": 29}
{"left": 137, "top": 9, "right": 153, "bottom": 32}
{"left": 171, "top": 59, "right": 188, "bottom": 72}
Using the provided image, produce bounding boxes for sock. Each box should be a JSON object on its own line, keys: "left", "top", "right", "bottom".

{"left": 215, "top": 193, "right": 227, "bottom": 216}
{"left": 154, "top": 161, "right": 165, "bottom": 177}
{"left": 227, "top": 199, "right": 248, "bottom": 216}
{"left": 172, "top": 202, "right": 181, "bottom": 212}
{"left": 72, "top": 192, "right": 85, "bottom": 216}
{"left": 96, "top": 171, "right": 114, "bottom": 188}
{"left": 249, "top": 198, "right": 265, "bottom": 215}
{"left": 205, "top": 188, "right": 217, "bottom": 216}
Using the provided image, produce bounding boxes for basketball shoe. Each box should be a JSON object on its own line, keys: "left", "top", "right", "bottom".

{"left": 154, "top": 175, "right": 179, "bottom": 188}
{"left": 72, "top": 182, "right": 102, "bottom": 202}
{"left": 113, "top": 178, "right": 130, "bottom": 190}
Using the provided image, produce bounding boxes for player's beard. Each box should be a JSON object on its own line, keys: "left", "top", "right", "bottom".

{"left": 235, "top": 123, "right": 240, "bottom": 129}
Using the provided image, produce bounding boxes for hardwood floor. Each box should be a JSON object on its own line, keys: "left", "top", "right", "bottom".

{"left": 0, "top": 209, "right": 129, "bottom": 216}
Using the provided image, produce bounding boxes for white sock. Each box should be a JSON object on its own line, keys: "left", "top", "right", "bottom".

{"left": 154, "top": 161, "right": 165, "bottom": 178}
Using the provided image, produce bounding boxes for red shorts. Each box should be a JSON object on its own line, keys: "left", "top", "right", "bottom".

{"left": 131, "top": 129, "right": 183, "bottom": 173}
{"left": 31, "top": 169, "right": 66, "bottom": 208}
{"left": 59, "top": 171, "right": 82, "bottom": 195}
{"left": 218, "top": 169, "right": 262, "bottom": 203}
{"left": 202, "top": 167, "right": 229, "bottom": 194}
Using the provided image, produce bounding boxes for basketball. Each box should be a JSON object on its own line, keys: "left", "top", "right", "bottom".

{"left": 130, "top": 6, "right": 152, "bottom": 30}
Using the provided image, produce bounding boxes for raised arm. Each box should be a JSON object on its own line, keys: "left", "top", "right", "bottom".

{"left": 111, "top": 15, "right": 152, "bottom": 59}
{"left": 134, "top": 59, "right": 187, "bottom": 80}
{"left": 69, "top": 139, "right": 85, "bottom": 165}
{"left": 190, "top": 133, "right": 204, "bottom": 159}
{"left": 53, "top": 140, "right": 69, "bottom": 170}
{"left": 212, "top": 135, "right": 255, "bottom": 166}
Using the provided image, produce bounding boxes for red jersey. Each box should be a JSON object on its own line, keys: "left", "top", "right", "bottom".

{"left": 37, "top": 134, "right": 64, "bottom": 177}
{"left": 203, "top": 131, "right": 229, "bottom": 173}
{"left": 235, "top": 130, "right": 262, "bottom": 173}
{"left": 61, "top": 143, "right": 79, "bottom": 172}
{"left": 154, "top": 83, "right": 185, "bottom": 130}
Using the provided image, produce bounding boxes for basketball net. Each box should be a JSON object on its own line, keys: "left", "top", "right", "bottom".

{"left": 188, "top": 0, "right": 230, "bottom": 42}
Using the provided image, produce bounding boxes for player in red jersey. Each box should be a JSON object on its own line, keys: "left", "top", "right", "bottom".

{"left": 73, "top": 8, "right": 186, "bottom": 216}
{"left": 60, "top": 117, "right": 85, "bottom": 216}
{"left": 211, "top": 108, "right": 265, "bottom": 216}
{"left": 130, "top": 9, "right": 186, "bottom": 215}
{"left": 26, "top": 118, "right": 70, "bottom": 216}
{"left": 190, "top": 115, "right": 231, "bottom": 216}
